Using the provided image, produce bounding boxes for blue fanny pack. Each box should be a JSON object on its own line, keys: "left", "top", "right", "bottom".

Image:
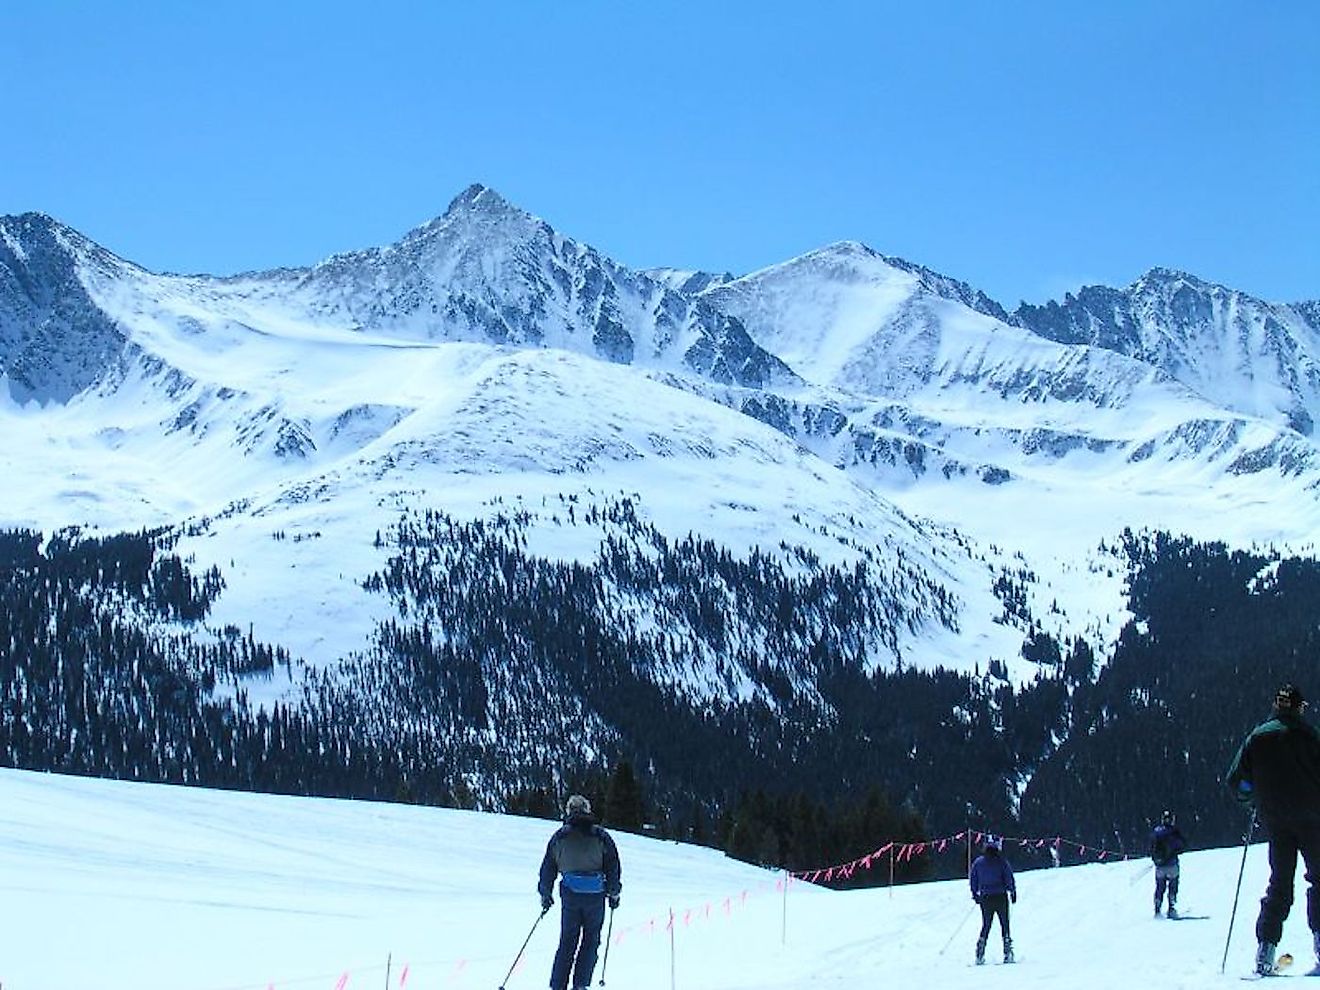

{"left": 561, "top": 871, "right": 606, "bottom": 895}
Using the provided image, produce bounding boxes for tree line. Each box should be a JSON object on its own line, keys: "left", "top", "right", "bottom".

{"left": 1, "top": 517, "right": 1314, "bottom": 885}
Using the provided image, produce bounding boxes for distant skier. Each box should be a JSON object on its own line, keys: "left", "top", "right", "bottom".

{"left": 538, "top": 795, "right": 622, "bottom": 990}
{"left": 969, "top": 834, "right": 1017, "bottom": 964}
{"left": 1227, "top": 683, "right": 1320, "bottom": 976}
{"left": 1150, "top": 809, "right": 1187, "bottom": 918}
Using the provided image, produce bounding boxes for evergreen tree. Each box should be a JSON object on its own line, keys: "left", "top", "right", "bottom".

{"left": 604, "top": 759, "right": 645, "bottom": 832}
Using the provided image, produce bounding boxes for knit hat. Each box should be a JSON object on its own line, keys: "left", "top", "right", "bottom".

{"left": 565, "top": 794, "right": 592, "bottom": 818}
{"left": 1276, "top": 684, "right": 1307, "bottom": 712}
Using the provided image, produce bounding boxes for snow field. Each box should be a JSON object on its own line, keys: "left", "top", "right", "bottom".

{"left": 0, "top": 768, "right": 1307, "bottom": 990}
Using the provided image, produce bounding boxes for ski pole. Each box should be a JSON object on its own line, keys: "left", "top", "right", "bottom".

{"left": 938, "top": 898, "right": 978, "bottom": 956}
{"left": 598, "top": 903, "right": 615, "bottom": 986}
{"left": 499, "top": 906, "right": 549, "bottom": 990}
{"left": 1220, "top": 808, "right": 1258, "bottom": 975}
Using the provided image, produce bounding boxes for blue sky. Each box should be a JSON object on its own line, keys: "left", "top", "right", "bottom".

{"left": 2, "top": 1, "right": 1316, "bottom": 306}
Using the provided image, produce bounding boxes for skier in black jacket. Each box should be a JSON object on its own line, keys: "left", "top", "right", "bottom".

{"left": 1149, "top": 810, "right": 1187, "bottom": 918}
{"left": 1227, "top": 684, "right": 1320, "bottom": 976}
{"left": 538, "top": 795, "right": 622, "bottom": 990}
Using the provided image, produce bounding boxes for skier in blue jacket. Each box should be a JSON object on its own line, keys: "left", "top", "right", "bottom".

{"left": 969, "top": 834, "right": 1017, "bottom": 964}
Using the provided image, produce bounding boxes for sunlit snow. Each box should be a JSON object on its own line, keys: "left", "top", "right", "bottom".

{"left": 0, "top": 768, "right": 1303, "bottom": 990}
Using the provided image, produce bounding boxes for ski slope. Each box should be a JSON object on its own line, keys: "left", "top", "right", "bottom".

{"left": 0, "top": 768, "right": 1307, "bottom": 989}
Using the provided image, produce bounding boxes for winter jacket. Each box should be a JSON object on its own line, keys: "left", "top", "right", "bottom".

{"left": 538, "top": 812, "right": 622, "bottom": 900}
{"left": 969, "top": 850, "right": 1016, "bottom": 900}
{"left": 1149, "top": 824, "right": 1186, "bottom": 867}
{"left": 1226, "top": 712, "right": 1320, "bottom": 827}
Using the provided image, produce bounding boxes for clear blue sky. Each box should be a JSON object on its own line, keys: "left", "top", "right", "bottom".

{"left": 3, "top": 1, "right": 1316, "bottom": 306}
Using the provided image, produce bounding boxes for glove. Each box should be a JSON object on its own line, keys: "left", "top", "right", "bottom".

{"left": 1011, "top": 891, "right": 1017, "bottom": 904}
{"left": 541, "top": 895, "right": 553, "bottom": 911}
{"left": 972, "top": 894, "right": 981, "bottom": 904}
{"left": 608, "top": 895, "right": 620, "bottom": 910}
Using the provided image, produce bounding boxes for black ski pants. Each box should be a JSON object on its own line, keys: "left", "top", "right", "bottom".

{"left": 1154, "top": 862, "right": 1180, "bottom": 909}
{"left": 978, "top": 892, "right": 1011, "bottom": 941}
{"left": 550, "top": 890, "right": 606, "bottom": 990}
{"left": 1256, "top": 817, "right": 1320, "bottom": 945}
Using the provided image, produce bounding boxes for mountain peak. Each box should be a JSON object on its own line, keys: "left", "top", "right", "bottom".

{"left": 443, "top": 183, "right": 514, "bottom": 218}
{"left": 1132, "top": 266, "right": 1226, "bottom": 297}
{"left": 813, "top": 239, "right": 879, "bottom": 260}
{"left": 749, "top": 240, "right": 888, "bottom": 283}
{"left": 0, "top": 211, "right": 111, "bottom": 270}
{"left": 0, "top": 212, "right": 74, "bottom": 248}
{"left": 392, "top": 184, "right": 538, "bottom": 254}
{"left": 1, "top": 210, "right": 60, "bottom": 230}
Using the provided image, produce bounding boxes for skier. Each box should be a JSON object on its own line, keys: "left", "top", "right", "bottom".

{"left": 538, "top": 795, "right": 623, "bottom": 990}
{"left": 1226, "top": 684, "right": 1320, "bottom": 976}
{"left": 1150, "top": 809, "right": 1187, "bottom": 918}
{"left": 969, "top": 834, "right": 1017, "bottom": 964}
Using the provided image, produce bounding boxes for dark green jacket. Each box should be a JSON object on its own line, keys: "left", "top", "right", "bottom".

{"left": 538, "top": 813, "right": 622, "bottom": 899}
{"left": 1226, "top": 712, "right": 1320, "bottom": 826}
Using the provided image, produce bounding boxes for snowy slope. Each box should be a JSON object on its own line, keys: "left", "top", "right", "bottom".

{"left": 695, "top": 241, "right": 1019, "bottom": 390}
{"left": 0, "top": 767, "right": 1300, "bottom": 990}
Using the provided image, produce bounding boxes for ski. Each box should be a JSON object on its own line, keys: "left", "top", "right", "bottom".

{"left": 1242, "top": 952, "right": 1294, "bottom": 980}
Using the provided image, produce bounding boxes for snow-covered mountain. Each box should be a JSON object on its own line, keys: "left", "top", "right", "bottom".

{"left": 1012, "top": 268, "right": 1320, "bottom": 436}
{"left": 693, "top": 243, "right": 1314, "bottom": 481}
{"left": 169, "top": 184, "right": 790, "bottom": 387}
{"left": 1, "top": 184, "right": 1318, "bottom": 762}
{"left": 0, "top": 193, "right": 993, "bottom": 685}
{"left": 0, "top": 213, "right": 131, "bottom": 403}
